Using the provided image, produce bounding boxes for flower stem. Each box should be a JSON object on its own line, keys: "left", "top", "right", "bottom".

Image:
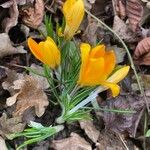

{"left": 68, "top": 86, "right": 105, "bottom": 114}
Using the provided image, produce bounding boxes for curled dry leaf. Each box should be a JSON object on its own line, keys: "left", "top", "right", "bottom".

{"left": 20, "top": 0, "right": 44, "bottom": 29}
{"left": 126, "top": 0, "right": 143, "bottom": 32}
{"left": 30, "top": 64, "right": 49, "bottom": 90}
{"left": 82, "top": 16, "right": 98, "bottom": 45}
{"left": 101, "top": 95, "right": 148, "bottom": 136}
{"left": 107, "top": 45, "right": 126, "bottom": 64}
{"left": 0, "top": 67, "right": 7, "bottom": 81}
{"left": 114, "top": 0, "right": 126, "bottom": 19}
{"left": 134, "top": 37, "right": 150, "bottom": 65}
{"left": 52, "top": 133, "right": 92, "bottom": 150}
{"left": 141, "top": 74, "right": 150, "bottom": 89}
{"left": 0, "top": 33, "right": 26, "bottom": 58}
{"left": 1, "top": 0, "right": 19, "bottom": 32}
{"left": 0, "top": 113, "right": 25, "bottom": 138}
{"left": 6, "top": 76, "right": 49, "bottom": 117}
{"left": 0, "top": 136, "right": 8, "bottom": 150}
{"left": 113, "top": 15, "right": 138, "bottom": 42}
{"left": 97, "top": 130, "right": 128, "bottom": 150}
{"left": 79, "top": 120, "right": 99, "bottom": 143}
{"left": 2, "top": 68, "right": 24, "bottom": 95}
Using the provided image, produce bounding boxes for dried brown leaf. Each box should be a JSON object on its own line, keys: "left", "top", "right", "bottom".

{"left": 114, "top": 0, "right": 126, "bottom": 19}
{"left": 21, "top": 0, "right": 44, "bottom": 29}
{"left": 1, "top": 0, "right": 19, "bottom": 32}
{"left": 82, "top": 16, "right": 98, "bottom": 45}
{"left": 107, "top": 45, "right": 126, "bottom": 63}
{"left": 126, "top": 0, "right": 143, "bottom": 32}
{"left": 6, "top": 76, "right": 49, "bottom": 117}
{"left": 0, "top": 136, "right": 8, "bottom": 150}
{"left": 101, "top": 95, "right": 148, "bottom": 136}
{"left": 141, "top": 75, "right": 150, "bottom": 89}
{"left": 0, "top": 33, "right": 26, "bottom": 58}
{"left": 134, "top": 37, "right": 150, "bottom": 65}
{"left": 0, "top": 67, "right": 7, "bottom": 82}
{"left": 79, "top": 120, "right": 99, "bottom": 143}
{"left": 30, "top": 64, "right": 49, "bottom": 90}
{"left": 52, "top": 133, "right": 92, "bottom": 150}
{"left": 2, "top": 68, "right": 24, "bottom": 95}
{"left": 0, "top": 113, "right": 25, "bottom": 138}
{"left": 97, "top": 130, "right": 126, "bottom": 150}
{"left": 113, "top": 15, "right": 138, "bottom": 42}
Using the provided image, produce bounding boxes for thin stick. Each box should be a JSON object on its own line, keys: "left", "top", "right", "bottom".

{"left": 118, "top": 133, "right": 129, "bottom": 150}
{"left": 85, "top": 9, "right": 149, "bottom": 112}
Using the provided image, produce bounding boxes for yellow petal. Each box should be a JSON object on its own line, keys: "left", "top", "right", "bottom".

{"left": 42, "top": 40, "right": 60, "bottom": 68}
{"left": 104, "top": 50, "right": 116, "bottom": 78}
{"left": 46, "top": 37, "right": 61, "bottom": 66}
{"left": 107, "top": 66, "right": 130, "bottom": 83}
{"left": 28, "top": 38, "right": 44, "bottom": 63}
{"left": 101, "top": 81, "right": 120, "bottom": 97}
{"left": 63, "top": 0, "right": 84, "bottom": 39}
{"left": 78, "top": 43, "right": 91, "bottom": 84}
{"left": 82, "top": 57, "right": 105, "bottom": 85}
{"left": 63, "top": 0, "right": 76, "bottom": 15}
{"left": 90, "top": 45, "right": 105, "bottom": 58}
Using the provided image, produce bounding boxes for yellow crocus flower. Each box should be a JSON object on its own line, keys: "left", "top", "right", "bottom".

{"left": 63, "top": 0, "right": 84, "bottom": 40}
{"left": 78, "top": 43, "right": 130, "bottom": 97}
{"left": 28, "top": 37, "right": 61, "bottom": 69}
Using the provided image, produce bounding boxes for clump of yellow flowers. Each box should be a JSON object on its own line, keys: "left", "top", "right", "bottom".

{"left": 27, "top": 0, "right": 130, "bottom": 129}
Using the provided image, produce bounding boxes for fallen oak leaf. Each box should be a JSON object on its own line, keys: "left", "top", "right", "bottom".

{"left": 0, "top": 113, "right": 25, "bottom": 138}
{"left": 2, "top": 68, "right": 24, "bottom": 95}
{"left": 79, "top": 120, "right": 99, "bottom": 143}
{"left": 126, "top": 0, "right": 143, "bottom": 32}
{"left": 1, "top": 0, "right": 19, "bottom": 32}
{"left": 0, "top": 33, "right": 26, "bottom": 58}
{"left": 100, "top": 94, "right": 148, "bottom": 136}
{"left": 29, "top": 64, "right": 49, "bottom": 90}
{"left": 20, "top": 0, "right": 44, "bottom": 29}
{"left": 52, "top": 132, "right": 92, "bottom": 150}
{"left": 113, "top": 15, "right": 138, "bottom": 42}
{"left": 0, "top": 136, "right": 8, "bottom": 150}
{"left": 6, "top": 76, "right": 49, "bottom": 117}
{"left": 134, "top": 37, "right": 150, "bottom": 65}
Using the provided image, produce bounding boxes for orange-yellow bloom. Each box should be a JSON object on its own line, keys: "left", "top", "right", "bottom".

{"left": 63, "top": 0, "right": 84, "bottom": 40}
{"left": 28, "top": 37, "right": 61, "bottom": 69}
{"left": 78, "top": 43, "right": 130, "bottom": 97}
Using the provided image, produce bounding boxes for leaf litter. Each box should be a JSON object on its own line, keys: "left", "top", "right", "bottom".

{"left": 0, "top": 0, "right": 150, "bottom": 149}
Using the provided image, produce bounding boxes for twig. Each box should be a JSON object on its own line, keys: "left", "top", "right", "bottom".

{"left": 85, "top": 9, "right": 150, "bottom": 112}
{"left": 118, "top": 133, "right": 129, "bottom": 150}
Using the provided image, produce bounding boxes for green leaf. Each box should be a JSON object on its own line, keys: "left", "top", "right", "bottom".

{"left": 146, "top": 130, "right": 150, "bottom": 137}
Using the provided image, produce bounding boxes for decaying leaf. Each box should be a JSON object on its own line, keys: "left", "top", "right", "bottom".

{"left": 114, "top": 0, "right": 126, "bottom": 19}
{"left": 1, "top": 0, "right": 19, "bottom": 32}
{"left": 142, "top": 75, "right": 150, "bottom": 89}
{"left": 107, "top": 45, "right": 126, "bottom": 64}
{"left": 113, "top": 15, "right": 138, "bottom": 42}
{"left": 126, "top": 0, "right": 143, "bottom": 32}
{"left": 79, "top": 120, "right": 99, "bottom": 143}
{"left": 0, "top": 67, "right": 7, "bottom": 82}
{"left": 20, "top": 0, "right": 44, "bottom": 28}
{"left": 0, "top": 113, "right": 25, "bottom": 138}
{"left": 52, "top": 133, "right": 92, "bottom": 150}
{"left": 6, "top": 76, "right": 49, "bottom": 117}
{"left": 97, "top": 130, "right": 128, "bottom": 150}
{"left": 100, "top": 95, "right": 148, "bottom": 136}
{"left": 134, "top": 37, "right": 150, "bottom": 65}
{"left": 0, "top": 136, "right": 8, "bottom": 150}
{"left": 0, "top": 33, "right": 26, "bottom": 58}
{"left": 29, "top": 64, "right": 49, "bottom": 90}
{"left": 2, "top": 68, "right": 24, "bottom": 95}
{"left": 82, "top": 16, "right": 98, "bottom": 45}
